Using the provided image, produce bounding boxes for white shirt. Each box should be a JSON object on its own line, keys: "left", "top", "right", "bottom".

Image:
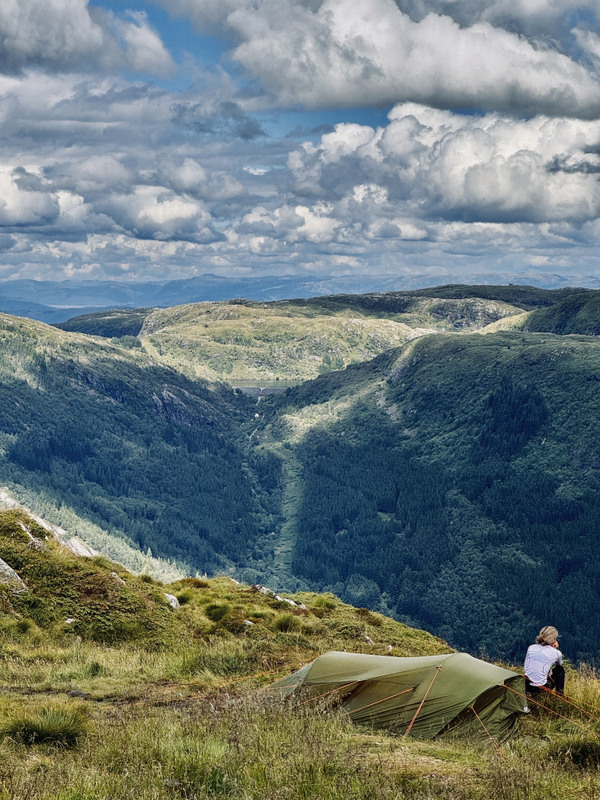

{"left": 524, "top": 643, "right": 563, "bottom": 686}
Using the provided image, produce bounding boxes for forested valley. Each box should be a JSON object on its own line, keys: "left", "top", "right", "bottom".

{"left": 1, "top": 286, "right": 599, "bottom": 662}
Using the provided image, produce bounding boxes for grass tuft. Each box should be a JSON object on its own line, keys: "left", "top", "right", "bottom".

{"left": 3, "top": 704, "right": 89, "bottom": 747}
{"left": 546, "top": 735, "right": 600, "bottom": 769}
{"left": 272, "top": 613, "right": 301, "bottom": 633}
{"left": 204, "top": 602, "right": 231, "bottom": 622}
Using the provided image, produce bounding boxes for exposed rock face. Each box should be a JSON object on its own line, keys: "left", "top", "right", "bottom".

{"left": 17, "top": 521, "right": 47, "bottom": 551}
{"left": 152, "top": 389, "right": 220, "bottom": 428}
{"left": 0, "top": 557, "right": 26, "bottom": 592}
{"left": 251, "top": 584, "right": 307, "bottom": 610}
{"left": 64, "top": 538, "right": 98, "bottom": 558}
{"left": 164, "top": 593, "right": 180, "bottom": 609}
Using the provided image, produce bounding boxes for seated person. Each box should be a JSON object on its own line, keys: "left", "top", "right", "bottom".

{"left": 524, "top": 625, "right": 565, "bottom": 695}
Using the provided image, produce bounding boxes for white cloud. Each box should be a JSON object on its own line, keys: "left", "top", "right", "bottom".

{"left": 289, "top": 105, "right": 600, "bottom": 223}
{"left": 397, "top": 0, "right": 600, "bottom": 40}
{"left": 156, "top": 0, "right": 600, "bottom": 117}
{"left": 0, "top": 0, "right": 174, "bottom": 76}
{"left": 101, "top": 185, "right": 215, "bottom": 241}
{"left": 1, "top": 3, "right": 600, "bottom": 289}
{"left": 0, "top": 168, "right": 59, "bottom": 226}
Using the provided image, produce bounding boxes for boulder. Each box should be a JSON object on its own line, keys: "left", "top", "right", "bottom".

{"left": 0, "top": 557, "right": 27, "bottom": 592}
{"left": 164, "top": 593, "right": 180, "bottom": 609}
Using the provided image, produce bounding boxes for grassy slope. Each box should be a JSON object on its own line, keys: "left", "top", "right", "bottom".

{"left": 56, "top": 308, "right": 153, "bottom": 337}
{"left": 58, "top": 293, "right": 526, "bottom": 383}
{"left": 523, "top": 291, "right": 600, "bottom": 335}
{"left": 1, "top": 509, "right": 600, "bottom": 800}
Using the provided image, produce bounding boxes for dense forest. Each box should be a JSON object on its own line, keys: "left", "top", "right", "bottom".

{"left": 1, "top": 286, "right": 599, "bottom": 662}
{"left": 271, "top": 332, "right": 600, "bottom": 661}
{"left": 0, "top": 316, "right": 277, "bottom": 577}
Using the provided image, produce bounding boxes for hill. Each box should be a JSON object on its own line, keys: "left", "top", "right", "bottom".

{"left": 3, "top": 289, "right": 600, "bottom": 663}
{"left": 256, "top": 330, "right": 600, "bottom": 662}
{"left": 0, "top": 506, "right": 443, "bottom": 656}
{"left": 1, "top": 505, "right": 600, "bottom": 800}
{"left": 523, "top": 291, "right": 600, "bottom": 335}
{"left": 0, "top": 313, "right": 274, "bottom": 579}
{"left": 58, "top": 290, "right": 526, "bottom": 383}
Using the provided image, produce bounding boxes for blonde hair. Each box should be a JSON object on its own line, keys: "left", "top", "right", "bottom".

{"left": 536, "top": 626, "right": 558, "bottom": 646}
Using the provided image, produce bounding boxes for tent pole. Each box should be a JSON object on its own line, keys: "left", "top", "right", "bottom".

{"left": 403, "top": 666, "right": 442, "bottom": 739}
{"left": 470, "top": 705, "right": 503, "bottom": 754}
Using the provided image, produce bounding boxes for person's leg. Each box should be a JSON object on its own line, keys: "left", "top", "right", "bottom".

{"left": 525, "top": 676, "right": 541, "bottom": 695}
{"left": 547, "top": 664, "right": 565, "bottom": 694}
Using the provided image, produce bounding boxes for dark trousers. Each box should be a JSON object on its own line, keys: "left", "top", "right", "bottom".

{"left": 525, "top": 664, "right": 565, "bottom": 695}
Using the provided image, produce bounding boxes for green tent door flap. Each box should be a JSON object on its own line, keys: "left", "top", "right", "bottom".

{"left": 268, "top": 651, "right": 527, "bottom": 741}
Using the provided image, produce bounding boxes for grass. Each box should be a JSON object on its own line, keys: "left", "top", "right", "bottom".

{"left": 1, "top": 612, "right": 600, "bottom": 800}
{"left": 3, "top": 704, "right": 89, "bottom": 747}
{"left": 2, "top": 667, "right": 600, "bottom": 799}
{"left": 2, "top": 512, "right": 600, "bottom": 798}
{"left": 136, "top": 297, "right": 525, "bottom": 384}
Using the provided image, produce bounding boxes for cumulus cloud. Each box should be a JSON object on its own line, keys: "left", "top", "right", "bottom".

{"left": 396, "top": 0, "right": 600, "bottom": 42}
{"left": 1, "top": 2, "right": 600, "bottom": 288}
{"left": 288, "top": 104, "right": 600, "bottom": 224}
{"left": 0, "top": 167, "right": 59, "bottom": 226}
{"left": 0, "top": 0, "right": 174, "bottom": 76}
{"left": 155, "top": 0, "right": 600, "bottom": 117}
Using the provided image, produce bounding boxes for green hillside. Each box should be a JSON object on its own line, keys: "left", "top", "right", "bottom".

{"left": 523, "top": 291, "right": 600, "bottom": 335}
{"left": 57, "top": 291, "right": 525, "bottom": 383}
{"left": 2, "top": 506, "right": 600, "bottom": 800}
{"left": 257, "top": 330, "right": 600, "bottom": 662}
{"left": 4, "top": 289, "right": 600, "bottom": 664}
{"left": 0, "top": 313, "right": 273, "bottom": 578}
{"left": 56, "top": 285, "right": 594, "bottom": 385}
{"left": 0, "top": 507, "right": 442, "bottom": 656}
{"left": 56, "top": 308, "right": 152, "bottom": 338}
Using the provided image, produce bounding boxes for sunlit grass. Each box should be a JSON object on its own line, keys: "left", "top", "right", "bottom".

{"left": 1, "top": 561, "right": 600, "bottom": 798}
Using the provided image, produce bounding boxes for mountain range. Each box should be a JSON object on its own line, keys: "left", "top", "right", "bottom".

{"left": 0, "top": 284, "right": 599, "bottom": 663}
{"left": 0, "top": 273, "right": 590, "bottom": 324}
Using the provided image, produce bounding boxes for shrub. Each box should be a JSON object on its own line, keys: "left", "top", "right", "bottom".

{"left": 87, "top": 660, "right": 104, "bottom": 677}
{"left": 546, "top": 736, "right": 600, "bottom": 769}
{"left": 272, "top": 614, "right": 300, "bottom": 633}
{"left": 354, "top": 608, "right": 382, "bottom": 626}
{"left": 3, "top": 705, "right": 89, "bottom": 747}
{"left": 15, "top": 618, "right": 34, "bottom": 634}
{"left": 178, "top": 578, "right": 209, "bottom": 589}
{"left": 175, "top": 589, "right": 194, "bottom": 605}
{"left": 204, "top": 603, "right": 231, "bottom": 622}
{"left": 312, "top": 596, "right": 336, "bottom": 610}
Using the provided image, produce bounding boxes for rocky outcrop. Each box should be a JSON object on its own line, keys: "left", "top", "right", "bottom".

{"left": 0, "top": 557, "right": 26, "bottom": 592}
{"left": 164, "top": 592, "right": 180, "bottom": 609}
{"left": 0, "top": 490, "right": 98, "bottom": 558}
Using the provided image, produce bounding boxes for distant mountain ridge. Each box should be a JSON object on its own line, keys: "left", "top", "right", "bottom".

{"left": 55, "top": 285, "right": 598, "bottom": 384}
{"left": 0, "top": 274, "right": 591, "bottom": 323}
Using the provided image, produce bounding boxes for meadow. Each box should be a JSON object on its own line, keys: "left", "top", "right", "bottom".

{"left": 2, "top": 562, "right": 600, "bottom": 800}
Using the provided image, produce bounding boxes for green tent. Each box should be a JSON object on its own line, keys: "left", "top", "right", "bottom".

{"left": 269, "top": 651, "right": 527, "bottom": 741}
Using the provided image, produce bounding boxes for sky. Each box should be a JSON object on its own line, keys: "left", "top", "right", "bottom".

{"left": 1, "top": 0, "right": 600, "bottom": 289}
